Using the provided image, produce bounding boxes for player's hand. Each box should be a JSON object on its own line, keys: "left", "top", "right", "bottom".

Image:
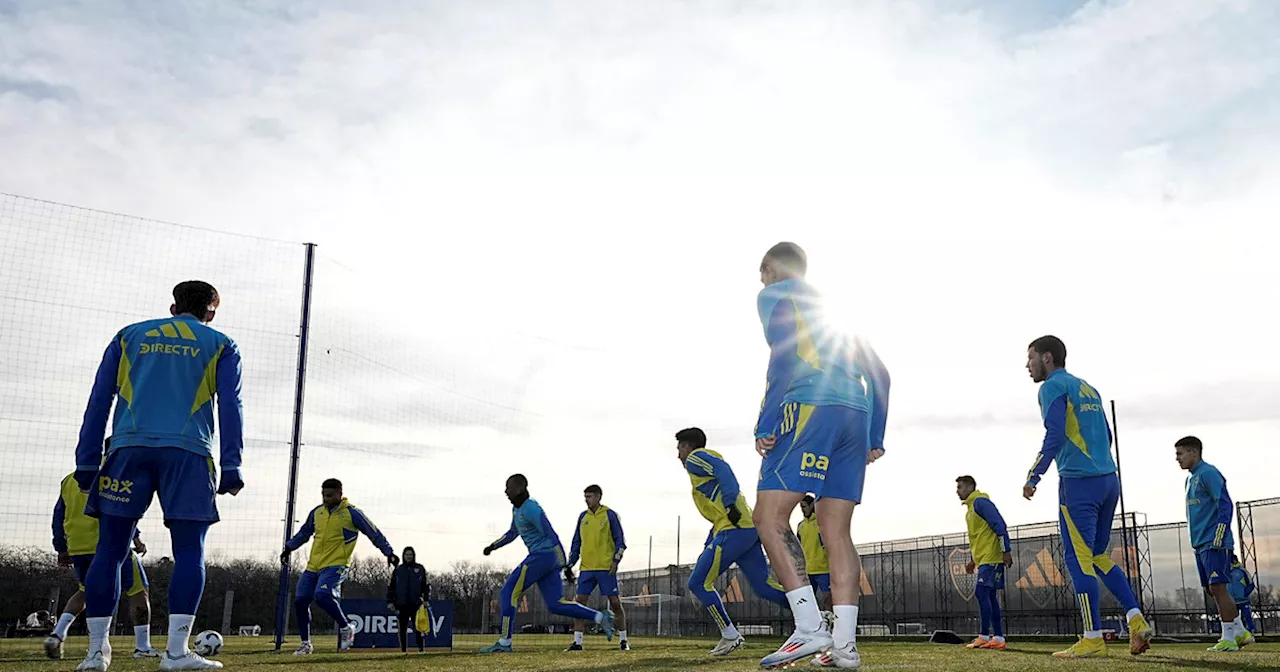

{"left": 965, "top": 559, "right": 976, "bottom": 574}
{"left": 133, "top": 538, "right": 148, "bottom": 557}
{"left": 74, "top": 470, "right": 98, "bottom": 494}
{"left": 388, "top": 553, "right": 400, "bottom": 567}
{"left": 867, "top": 448, "right": 885, "bottom": 464}
{"left": 563, "top": 568, "right": 576, "bottom": 584}
{"left": 1022, "top": 484, "right": 1037, "bottom": 500}
{"left": 754, "top": 436, "right": 777, "bottom": 458}
{"left": 58, "top": 551, "right": 72, "bottom": 567}
{"left": 1003, "top": 552, "right": 1013, "bottom": 568}
{"left": 217, "top": 468, "right": 244, "bottom": 496}
{"left": 610, "top": 561, "right": 619, "bottom": 576}
{"left": 280, "top": 549, "right": 291, "bottom": 565}
{"left": 726, "top": 505, "right": 743, "bottom": 527}
{"left": 482, "top": 545, "right": 493, "bottom": 557}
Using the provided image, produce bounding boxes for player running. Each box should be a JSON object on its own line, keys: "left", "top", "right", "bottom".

{"left": 797, "top": 496, "right": 832, "bottom": 611}
{"left": 480, "top": 474, "right": 616, "bottom": 653}
{"left": 281, "top": 478, "right": 398, "bottom": 654}
{"left": 1175, "top": 436, "right": 1254, "bottom": 651}
{"left": 565, "top": 484, "right": 629, "bottom": 651}
{"left": 675, "top": 428, "right": 791, "bottom": 657}
{"left": 1023, "top": 335, "right": 1152, "bottom": 658}
{"left": 955, "top": 476, "right": 1012, "bottom": 651}
{"left": 46, "top": 466, "right": 159, "bottom": 661}
{"left": 752, "top": 243, "right": 890, "bottom": 670}
{"left": 73, "top": 281, "right": 244, "bottom": 671}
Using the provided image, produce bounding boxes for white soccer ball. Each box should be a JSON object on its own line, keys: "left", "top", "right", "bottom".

{"left": 193, "top": 630, "right": 223, "bottom": 657}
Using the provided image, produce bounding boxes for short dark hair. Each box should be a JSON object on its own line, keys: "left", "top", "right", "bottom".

{"left": 675, "top": 427, "right": 707, "bottom": 449}
{"left": 584, "top": 484, "right": 602, "bottom": 496}
{"left": 1028, "top": 335, "right": 1067, "bottom": 368}
{"left": 956, "top": 475, "right": 977, "bottom": 489}
{"left": 801, "top": 494, "right": 815, "bottom": 505}
{"left": 761, "top": 242, "right": 807, "bottom": 277}
{"left": 1174, "top": 436, "right": 1203, "bottom": 453}
{"left": 173, "top": 280, "right": 220, "bottom": 316}
{"left": 322, "top": 478, "right": 342, "bottom": 490}
{"left": 508, "top": 473, "right": 528, "bottom": 489}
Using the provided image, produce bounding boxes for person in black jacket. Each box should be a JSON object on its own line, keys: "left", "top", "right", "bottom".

{"left": 387, "top": 547, "right": 430, "bottom": 653}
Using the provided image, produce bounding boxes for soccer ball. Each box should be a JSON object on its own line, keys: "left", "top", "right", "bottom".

{"left": 193, "top": 630, "right": 223, "bottom": 657}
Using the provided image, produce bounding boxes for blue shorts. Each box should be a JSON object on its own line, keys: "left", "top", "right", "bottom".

{"left": 71, "top": 552, "right": 148, "bottom": 597}
{"left": 87, "top": 447, "right": 219, "bottom": 524}
{"left": 1196, "top": 549, "right": 1230, "bottom": 587}
{"left": 759, "top": 403, "right": 869, "bottom": 502}
{"left": 976, "top": 563, "right": 1006, "bottom": 590}
{"left": 809, "top": 573, "right": 831, "bottom": 593}
{"left": 576, "top": 570, "right": 620, "bottom": 597}
{"left": 296, "top": 566, "right": 350, "bottom": 601}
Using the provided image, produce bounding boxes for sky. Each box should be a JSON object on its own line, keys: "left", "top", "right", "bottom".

{"left": 2, "top": 0, "right": 1279, "bottom": 575}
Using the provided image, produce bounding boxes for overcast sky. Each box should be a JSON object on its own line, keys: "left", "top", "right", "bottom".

{"left": 2, "top": 0, "right": 1279, "bottom": 575}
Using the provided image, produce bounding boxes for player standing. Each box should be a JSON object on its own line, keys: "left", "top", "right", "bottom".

{"left": 1228, "top": 553, "right": 1257, "bottom": 635}
{"left": 280, "top": 478, "right": 399, "bottom": 654}
{"left": 480, "top": 474, "right": 616, "bottom": 653}
{"left": 1023, "top": 335, "right": 1152, "bottom": 658}
{"left": 752, "top": 243, "right": 890, "bottom": 670}
{"left": 955, "top": 476, "right": 1012, "bottom": 651}
{"left": 796, "top": 496, "right": 831, "bottom": 611}
{"left": 47, "top": 467, "right": 159, "bottom": 661}
{"left": 674, "top": 428, "right": 791, "bottom": 657}
{"left": 565, "top": 484, "right": 629, "bottom": 651}
{"left": 73, "top": 281, "right": 244, "bottom": 671}
{"left": 1174, "top": 436, "right": 1254, "bottom": 651}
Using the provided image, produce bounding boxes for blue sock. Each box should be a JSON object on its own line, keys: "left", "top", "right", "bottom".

{"left": 168, "top": 521, "right": 210, "bottom": 614}
{"left": 988, "top": 589, "right": 1004, "bottom": 637}
{"left": 315, "top": 589, "right": 348, "bottom": 627}
{"left": 1240, "top": 605, "right": 1255, "bottom": 632}
{"left": 1096, "top": 563, "right": 1140, "bottom": 613}
{"left": 85, "top": 515, "right": 139, "bottom": 617}
{"left": 975, "top": 585, "right": 992, "bottom": 636}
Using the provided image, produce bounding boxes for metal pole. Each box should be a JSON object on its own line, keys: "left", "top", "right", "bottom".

{"left": 1110, "top": 400, "right": 1142, "bottom": 613}
{"left": 676, "top": 516, "right": 681, "bottom": 568}
{"left": 274, "top": 242, "right": 317, "bottom": 650}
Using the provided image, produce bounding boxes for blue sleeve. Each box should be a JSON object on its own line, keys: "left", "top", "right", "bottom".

{"left": 973, "top": 499, "right": 1011, "bottom": 552}
{"left": 567, "top": 511, "right": 586, "bottom": 568}
{"left": 1204, "top": 469, "right": 1234, "bottom": 547}
{"left": 215, "top": 339, "right": 245, "bottom": 471}
{"left": 703, "top": 527, "right": 714, "bottom": 547}
{"left": 491, "top": 522, "right": 519, "bottom": 550}
{"left": 349, "top": 506, "right": 395, "bottom": 557}
{"left": 75, "top": 336, "right": 122, "bottom": 478}
{"left": 755, "top": 294, "right": 796, "bottom": 439}
{"left": 1027, "top": 390, "right": 1067, "bottom": 487}
{"left": 285, "top": 507, "right": 318, "bottom": 550}
{"left": 686, "top": 452, "right": 739, "bottom": 510}
{"left": 52, "top": 495, "right": 67, "bottom": 554}
{"left": 854, "top": 337, "right": 890, "bottom": 449}
{"left": 607, "top": 509, "right": 626, "bottom": 559}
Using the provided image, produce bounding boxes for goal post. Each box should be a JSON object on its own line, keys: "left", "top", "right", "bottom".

{"left": 618, "top": 593, "right": 683, "bottom": 637}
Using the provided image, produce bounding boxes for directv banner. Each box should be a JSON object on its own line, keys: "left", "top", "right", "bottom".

{"left": 343, "top": 599, "right": 453, "bottom": 649}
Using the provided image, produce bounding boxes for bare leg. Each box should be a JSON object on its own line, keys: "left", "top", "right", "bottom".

{"left": 816, "top": 498, "right": 859, "bottom": 606}
{"left": 607, "top": 595, "right": 626, "bottom": 631}
{"left": 130, "top": 590, "right": 151, "bottom": 628}
{"left": 752, "top": 490, "right": 810, "bottom": 591}
{"left": 1209, "top": 584, "right": 1239, "bottom": 622}
{"left": 63, "top": 591, "right": 87, "bottom": 617}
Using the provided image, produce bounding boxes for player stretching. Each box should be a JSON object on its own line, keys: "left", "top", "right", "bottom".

{"left": 480, "top": 474, "right": 616, "bottom": 653}
{"left": 280, "top": 478, "right": 399, "bottom": 654}
{"left": 73, "top": 281, "right": 244, "bottom": 671}
{"left": 565, "top": 484, "right": 629, "bottom": 651}
{"left": 753, "top": 243, "right": 890, "bottom": 670}
{"left": 47, "top": 467, "right": 159, "bottom": 660}
{"left": 1175, "top": 436, "right": 1254, "bottom": 651}
{"left": 797, "top": 496, "right": 831, "bottom": 611}
{"left": 955, "top": 476, "right": 1012, "bottom": 651}
{"left": 1023, "top": 335, "right": 1152, "bottom": 658}
{"left": 674, "top": 428, "right": 791, "bottom": 657}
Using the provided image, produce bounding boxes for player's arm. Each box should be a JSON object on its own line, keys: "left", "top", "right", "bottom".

{"left": 973, "top": 498, "right": 1013, "bottom": 557}
{"left": 1204, "top": 469, "right": 1234, "bottom": 548}
{"left": 853, "top": 337, "right": 891, "bottom": 452}
{"left": 349, "top": 506, "right": 397, "bottom": 562}
{"left": 607, "top": 509, "right": 627, "bottom": 568}
{"left": 755, "top": 292, "right": 797, "bottom": 440}
{"left": 215, "top": 339, "right": 246, "bottom": 495}
{"left": 685, "top": 451, "right": 743, "bottom": 526}
{"left": 74, "top": 335, "right": 123, "bottom": 491}
{"left": 1026, "top": 384, "right": 1067, "bottom": 489}
{"left": 567, "top": 511, "right": 586, "bottom": 569}
{"left": 386, "top": 566, "right": 398, "bottom": 605}
{"left": 283, "top": 507, "right": 318, "bottom": 552}
{"left": 51, "top": 493, "right": 68, "bottom": 555}
{"left": 486, "top": 520, "right": 520, "bottom": 554}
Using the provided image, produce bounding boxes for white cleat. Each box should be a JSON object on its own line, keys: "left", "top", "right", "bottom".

{"left": 133, "top": 647, "right": 163, "bottom": 658}
{"left": 159, "top": 651, "right": 224, "bottom": 670}
{"left": 811, "top": 643, "right": 861, "bottom": 668}
{"left": 75, "top": 643, "right": 111, "bottom": 672}
{"left": 338, "top": 626, "right": 356, "bottom": 652}
{"left": 293, "top": 642, "right": 314, "bottom": 655}
{"left": 709, "top": 636, "right": 746, "bottom": 656}
{"left": 44, "top": 635, "right": 64, "bottom": 660}
{"left": 761, "top": 628, "right": 835, "bottom": 669}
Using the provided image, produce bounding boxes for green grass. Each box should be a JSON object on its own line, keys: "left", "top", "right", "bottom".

{"left": 2, "top": 635, "right": 1278, "bottom": 671}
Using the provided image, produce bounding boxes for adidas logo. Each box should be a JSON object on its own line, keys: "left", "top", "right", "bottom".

{"left": 144, "top": 322, "right": 198, "bottom": 341}
{"left": 1015, "top": 548, "right": 1066, "bottom": 589}
{"left": 797, "top": 598, "right": 809, "bottom": 605}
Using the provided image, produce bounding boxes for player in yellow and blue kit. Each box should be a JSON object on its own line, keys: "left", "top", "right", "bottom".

{"left": 1228, "top": 554, "right": 1256, "bottom": 635}
{"left": 46, "top": 468, "right": 158, "bottom": 661}
{"left": 797, "top": 496, "right": 831, "bottom": 611}
{"left": 955, "top": 476, "right": 1012, "bottom": 651}
{"left": 480, "top": 474, "right": 616, "bottom": 653}
{"left": 1023, "top": 336, "right": 1151, "bottom": 659}
{"left": 753, "top": 243, "right": 891, "bottom": 670}
{"left": 565, "top": 484, "right": 628, "bottom": 651}
{"left": 1174, "top": 436, "right": 1254, "bottom": 651}
{"left": 675, "top": 428, "right": 790, "bottom": 658}
{"left": 73, "top": 281, "right": 244, "bottom": 672}
{"left": 280, "top": 478, "right": 399, "bottom": 655}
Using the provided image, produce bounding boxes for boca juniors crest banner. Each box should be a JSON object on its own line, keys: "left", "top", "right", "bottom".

{"left": 343, "top": 599, "right": 453, "bottom": 650}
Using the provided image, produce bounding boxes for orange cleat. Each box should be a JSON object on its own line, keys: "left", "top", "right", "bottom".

{"left": 966, "top": 638, "right": 989, "bottom": 649}
{"left": 982, "top": 639, "right": 1007, "bottom": 650}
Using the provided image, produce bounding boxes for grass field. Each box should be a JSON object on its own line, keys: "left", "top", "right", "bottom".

{"left": 2, "top": 635, "right": 1278, "bottom": 671}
